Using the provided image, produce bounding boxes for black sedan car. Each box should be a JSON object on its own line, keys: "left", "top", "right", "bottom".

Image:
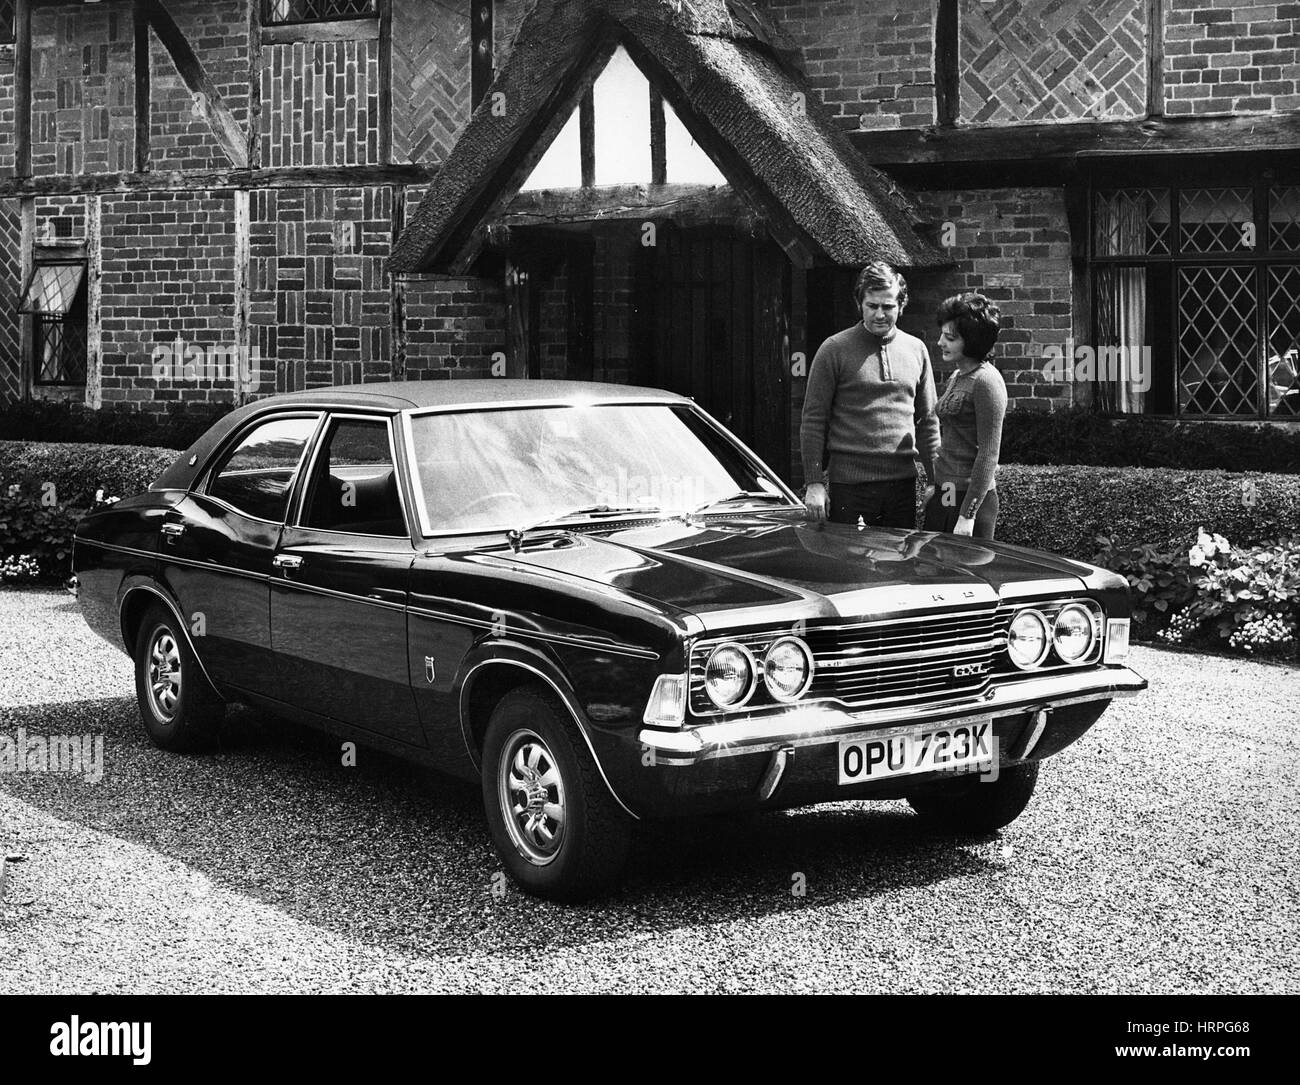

{"left": 73, "top": 381, "right": 1146, "bottom": 901}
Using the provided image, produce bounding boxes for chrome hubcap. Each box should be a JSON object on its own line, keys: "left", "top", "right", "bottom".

{"left": 147, "top": 629, "right": 182, "bottom": 722}
{"left": 498, "top": 729, "right": 565, "bottom": 865}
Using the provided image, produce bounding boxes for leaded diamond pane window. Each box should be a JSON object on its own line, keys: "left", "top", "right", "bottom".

{"left": 1, "top": 0, "right": 15, "bottom": 46}
{"left": 1179, "top": 188, "right": 1254, "bottom": 254}
{"left": 1267, "top": 266, "right": 1300, "bottom": 416}
{"left": 1090, "top": 179, "right": 1300, "bottom": 421}
{"left": 1178, "top": 267, "right": 1259, "bottom": 416}
{"left": 1269, "top": 186, "right": 1300, "bottom": 252}
{"left": 1094, "top": 189, "right": 1170, "bottom": 256}
{"left": 263, "top": 0, "right": 375, "bottom": 25}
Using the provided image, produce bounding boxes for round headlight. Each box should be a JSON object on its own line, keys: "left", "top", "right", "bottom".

{"left": 1008, "top": 609, "right": 1050, "bottom": 669}
{"left": 704, "top": 643, "right": 757, "bottom": 709}
{"left": 1053, "top": 604, "right": 1096, "bottom": 664}
{"left": 763, "top": 637, "right": 814, "bottom": 702}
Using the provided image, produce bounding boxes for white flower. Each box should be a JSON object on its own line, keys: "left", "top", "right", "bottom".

{"left": 1188, "top": 545, "right": 1206, "bottom": 568}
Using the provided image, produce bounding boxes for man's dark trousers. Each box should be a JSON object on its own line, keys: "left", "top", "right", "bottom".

{"left": 829, "top": 478, "right": 917, "bottom": 528}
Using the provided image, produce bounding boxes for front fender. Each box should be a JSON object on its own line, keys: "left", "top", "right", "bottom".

{"left": 455, "top": 638, "right": 642, "bottom": 820}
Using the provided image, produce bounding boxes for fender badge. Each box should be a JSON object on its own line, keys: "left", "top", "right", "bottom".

{"left": 424, "top": 656, "right": 436, "bottom": 684}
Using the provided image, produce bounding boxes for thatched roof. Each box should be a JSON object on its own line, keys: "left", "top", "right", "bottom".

{"left": 389, "top": 0, "right": 945, "bottom": 273}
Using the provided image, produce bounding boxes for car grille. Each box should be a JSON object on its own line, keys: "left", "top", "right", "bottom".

{"left": 689, "top": 606, "right": 1012, "bottom": 715}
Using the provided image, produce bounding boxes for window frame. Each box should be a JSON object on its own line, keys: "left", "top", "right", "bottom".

{"left": 1087, "top": 163, "right": 1300, "bottom": 422}
{"left": 199, "top": 411, "right": 326, "bottom": 526}
{"left": 261, "top": 0, "right": 377, "bottom": 27}
{"left": 292, "top": 412, "right": 412, "bottom": 540}
{"left": 20, "top": 260, "right": 89, "bottom": 388}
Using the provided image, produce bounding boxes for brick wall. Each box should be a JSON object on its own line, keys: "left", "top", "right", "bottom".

{"left": 0, "top": 44, "right": 14, "bottom": 176}
{"left": 150, "top": 0, "right": 249, "bottom": 171}
{"left": 30, "top": 3, "right": 134, "bottom": 176}
{"left": 905, "top": 189, "right": 1074, "bottom": 412}
{"left": 98, "top": 191, "right": 238, "bottom": 410}
{"left": 1164, "top": 1, "right": 1300, "bottom": 115}
{"left": 260, "top": 38, "right": 380, "bottom": 167}
{"left": 402, "top": 275, "right": 506, "bottom": 379}
{"left": 765, "top": 0, "right": 934, "bottom": 131}
{"left": 249, "top": 187, "right": 392, "bottom": 393}
{"left": 35, "top": 193, "right": 83, "bottom": 240}
{"left": 593, "top": 235, "right": 632, "bottom": 384}
{"left": 391, "top": 0, "right": 470, "bottom": 164}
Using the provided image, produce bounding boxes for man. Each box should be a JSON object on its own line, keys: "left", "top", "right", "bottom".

{"left": 800, "top": 262, "right": 939, "bottom": 527}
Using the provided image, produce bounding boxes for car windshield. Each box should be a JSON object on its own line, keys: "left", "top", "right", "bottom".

{"left": 408, "top": 402, "right": 791, "bottom": 533}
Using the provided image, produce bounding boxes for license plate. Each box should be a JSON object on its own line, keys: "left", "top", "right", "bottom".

{"left": 838, "top": 721, "right": 993, "bottom": 784}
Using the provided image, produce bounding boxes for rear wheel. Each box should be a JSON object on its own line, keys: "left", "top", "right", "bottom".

{"left": 481, "top": 686, "right": 632, "bottom": 902}
{"left": 906, "top": 761, "right": 1040, "bottom": 835}
{"left": 133, "top": 604, "right": 225, "bottom": 752}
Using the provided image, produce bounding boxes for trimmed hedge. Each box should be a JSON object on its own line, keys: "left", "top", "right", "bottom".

{"left": 0, "top": 399, "right": 234, "bottom": 450}
{"left": 992, "top": 464, "right": 1300, "bottom": 562}
{"left": 0, "top": 440, "right": 178, "bottom": 508}
{"left": 1000, "top": 409, "right": 1300, "bottom": 475}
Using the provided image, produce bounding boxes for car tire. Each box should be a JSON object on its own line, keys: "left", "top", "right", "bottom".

{"left": 906, "top": 761, "right": 1040, "bottom": 835}
{"left": 133, "top": 604, "right": 225, "bottom": 753}
{"left": 481, "top": 686, "right": 633, "bottom": 902}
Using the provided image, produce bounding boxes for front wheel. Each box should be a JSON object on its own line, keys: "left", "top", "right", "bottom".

{"left": 133, "top": 604, "right": 225, "bottom": 752}
{"left": 906, "top": 761, "right": 1040, "bottom": 835}
{"left": 481, "top": 687, "right": 632, "bottom": 902}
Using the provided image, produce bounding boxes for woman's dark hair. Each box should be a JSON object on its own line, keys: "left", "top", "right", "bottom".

{"left": 936, "top": 292, "right": 1001, "bottom": 360}
{"left": 854, "top": 262, "right": 908, "bottom": 309}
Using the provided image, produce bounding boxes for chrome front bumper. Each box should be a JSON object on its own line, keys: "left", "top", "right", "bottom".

{"left": 638, "top": 665, "right": 1147, "bottom": 765}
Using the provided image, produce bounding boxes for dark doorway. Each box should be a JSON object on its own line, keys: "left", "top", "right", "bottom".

{"left": 634, "top": 226, "right": 792, "bottom": 481}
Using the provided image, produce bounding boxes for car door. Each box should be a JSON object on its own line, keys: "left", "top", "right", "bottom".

{"left": 159, "top": 412, "right": 323, "bottom": 698}
{"left": 269, "top": 413, "right": 425, "bottom": 747}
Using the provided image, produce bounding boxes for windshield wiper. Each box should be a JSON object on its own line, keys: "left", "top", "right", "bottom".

{"left": 677, "top": 490, "right": 790, "bottom": 521}
{"left": 506, "top": 505, "right": 660, "bottom": 552}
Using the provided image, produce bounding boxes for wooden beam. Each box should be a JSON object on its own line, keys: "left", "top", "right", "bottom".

{"left": 1147, "top": 0, "right": 1165, "bottom": 118}
{"left": 85, "top": 196, "right": 103, "bottom": 409}
{"left": 934, "top": 0, "right": 958, "bottom": 128}
{"left": 378, "top": 0, "right": 392, "bottom": 163}
{"left": 13, "top": 0, "right": 31, "bottom": 178}
{"left": 579, "top": 87, "right": 595, "bottom": 187}
{"left": 391, "top": 187, "right": 407, "bottom": 380}
{"left": 471, "top": 0, "right": 495, "bottom": 110}
{"left": 233, "top": 189, "right": 251, "bottom": 402}
{"left": 649, "top": 84, "right": 666, "bottom": 185}
{"left": 143, "top": 0, "right": 249, "bottom": 168}
{"left": 0, "top": 163, "right": 437, "bottom": 199}
{"left": 260, "top": 18, "right": 380, "bottom": 45}
{"left": 133, "top": 0, "right": 151, "bottom": 173}
{"left": 496, "top": 183, "right": 754, "bottom": 228}
{"left": 504, "top": 257, "right": 531, "bottom": 378}
{"left": 247, "top": 0, "right": 263, "bottom": 169}
{"left": 852, "top": 113, "right": 1300, "bottom": 167}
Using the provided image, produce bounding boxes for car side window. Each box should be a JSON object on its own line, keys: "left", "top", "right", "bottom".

{"left": 206, "top": 415, "right": 318, "bottom": 523}
{"left": 301, "top": 418, "right": 407, "bottom": 537}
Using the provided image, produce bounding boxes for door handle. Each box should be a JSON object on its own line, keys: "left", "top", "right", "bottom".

{"left": 161, "top": 522, "right": 186, "bottom": 542}
{"left": 273, "top": 554, "right": 304, "bottom": 570}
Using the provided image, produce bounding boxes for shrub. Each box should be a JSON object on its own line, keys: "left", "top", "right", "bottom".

{"left": 0, "top": 399, "right": 235, "bottom": 450}
{"left": 1096, "top": 528, "right": 1300, "bottom": 657}
{"left": 1000, "top": 408, "right": 1300, "bottom": 475}
{"left": 0, "top": 440, "right": 178, "bottom": 508}
{"left": 0, "top": 490, "right": 90, "bottom": 580}
{"left": 993, "top": 464, "right": 1300, "bottom": 562}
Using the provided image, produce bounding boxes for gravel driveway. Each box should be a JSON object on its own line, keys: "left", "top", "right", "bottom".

{"left": 1, "top": 586, "right": 1296, "bottom": 994}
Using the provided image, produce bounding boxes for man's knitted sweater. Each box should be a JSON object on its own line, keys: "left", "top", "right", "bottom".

{"left": 800, "top": 323, "right": 940, "bottom": 485}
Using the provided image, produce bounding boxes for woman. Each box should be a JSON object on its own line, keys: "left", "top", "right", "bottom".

{"left": 924, "top": 293, "right": 1007, "bottom": 539}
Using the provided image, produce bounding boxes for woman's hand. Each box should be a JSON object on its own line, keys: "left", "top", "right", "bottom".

{"left": 953, "top": 515, "right": 975, "bottom": 536}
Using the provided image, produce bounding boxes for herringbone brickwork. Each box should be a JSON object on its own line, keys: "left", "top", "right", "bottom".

{"left": 391, "top": 0, "right": 470, "bottom": 164}
{"left": 959, "top": 0, "right": 1147, "bottom": 124}
{"left": 0, "top": 198, "right": 21, "bottom": 400}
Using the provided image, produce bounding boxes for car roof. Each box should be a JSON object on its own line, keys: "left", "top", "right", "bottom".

{"left": 263, "top": 379, "right": 691, "bottom": 411}
{"left": 151, "top": 379, "right": 693, "bottom": 493}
